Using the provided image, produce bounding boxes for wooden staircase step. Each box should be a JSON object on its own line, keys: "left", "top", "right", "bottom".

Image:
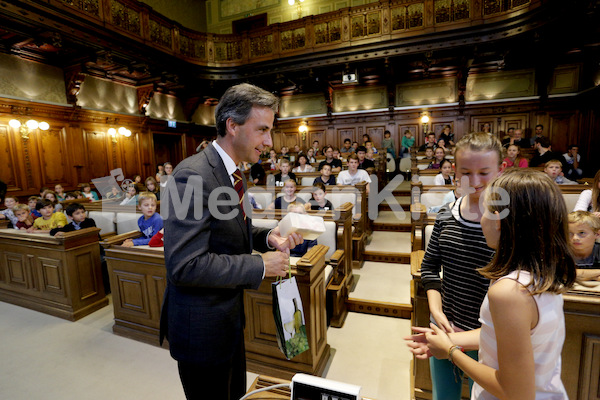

{"left": 346, "top": 298, "right": 412, "bottom": 319}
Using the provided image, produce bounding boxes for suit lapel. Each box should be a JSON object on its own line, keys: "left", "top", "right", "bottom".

{"left": 205, "top": 144, "right": 250, "bottom": 245}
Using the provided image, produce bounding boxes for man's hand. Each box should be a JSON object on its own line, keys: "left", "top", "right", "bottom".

{"left": 262, "top": 250, "right": 290, "bottom": 277}
{"left": 268, "top": 226, "right": 303, "bottom": 252}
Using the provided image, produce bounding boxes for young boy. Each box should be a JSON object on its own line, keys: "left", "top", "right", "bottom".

{"left": 274, "top": 160, "right": 296, "bottom": 186}
{"left": 0, "top": 196, "right": 19, "bottom": 228}
{"left": 28, "top": 196, "right": 42, "bottom": 218}
{"left": 401, "top": 129, "right": 415, "bottom": 157}
{"left": 13, "top": 204, "right": 35, "bottom": 230}
{"left": 31, "top": 199, "right": 68, "bottom": 232}
{"left": 544, "top": 159, "right": 578, "bottom": 184}
{"left": 381, "top": 130, "right": 396, "bottom": 159}
{"left": 424, "top": 147, "right": 434, "bottom": 161}
{"left": 568, "top": 211, "right": 600, "bottom": 281}
{"left": 313, "top": 164, "right": 336, "bottom": 186}
{"left": 306, "top": 182, "right": 333, "bottom": 212}
{"left": 337, "top": 153, "right": 371, "bottom": 193}
{"left": 122, "top": 192, "right": 163, "bottom": 247}
{"left": 50, "top": 203, "right": 97, "bottom": 236}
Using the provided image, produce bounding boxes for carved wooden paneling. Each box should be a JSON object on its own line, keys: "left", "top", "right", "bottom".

{"left": 5, "top": 251, "right": 27, "bottom": 288}
{"left": 250, "top": 34, "right": 274, "bottom": 57}
{"left": 0, "top": 125, "right": 24, "bottom": 191}
{"left": 75, "top": 251, "right": 99, "bottom": 300}
{"left": 84, "top": 130, "right": 110, "bottom": 181}
{"left": 366, "top": 126, "right": 385, "bottom": 148}
{"left": 117, "top": 134, "right": 140, "bottom": 181}
{"left": 38, "top": 257, "right": 66, "bottom": 297}
{"left": 110, "top": 0, "right": 141, "bottom": 35}
{"left": 115, "top": 270, "right": 151, "bottom": 317}
{"left": 434, "top": 0, "right": 470, "bottom": 24}
{"left": 337, "top": 128, "right": 355, "bottom": 146}
{"left": 246, "top": 289, "right": 278, "bottom": 343}
{"left": 180, "top": 34, "right": 207, "bottom": 60}
{"left": 472, "top": 118, "right": 497, "bottom": 134}
{"left": 433, "top": 121, "right": 454, "bottom": 137}
{"left": 548, "top": 112, "right": 578, "bottom": 153}
{"left": 214, "top": 41, "right": 242, "bottom": 62}
{"left": 408, "top": 3, "right": 425, "bottom": 28}
{"left": 391, "top": 6, "right": 406, "bottom": 31}
{"left": 310, "top": 131, "right": 325, "bottom": 149}
{"left": 36, "top": 128, "right": 71, "bottom": 188}
{"left": 314, "top": 20, "right": 341, "bottom": 45}
{"left": 149, "top": 19, "right": 172, "bottom": 49}
{"left": 579, "top": 334, "right": 600, "bottom": 400}
{"left": 59, "top": 0, "right": 101, "bottom": 18}
{"left": 281, "top": 28, "right": 305, "bottom": 52}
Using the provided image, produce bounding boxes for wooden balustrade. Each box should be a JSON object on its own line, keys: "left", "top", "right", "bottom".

{"left": 15, "top": 0, "right": 542, "bottom": 68}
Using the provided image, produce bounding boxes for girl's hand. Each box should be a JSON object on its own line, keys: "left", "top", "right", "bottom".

{"left": 425, "top": 323, "right": 454, "bottom": 359}
{"left": 430, "top": 310, "right": 455, "bottom": 333}
{"left": 404, "top": 327, "right": 434, "bottom": 359}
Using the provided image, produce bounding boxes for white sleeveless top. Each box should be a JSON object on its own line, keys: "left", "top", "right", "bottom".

{"left": 471, "top": 270, "right": 568, "bottom": 400}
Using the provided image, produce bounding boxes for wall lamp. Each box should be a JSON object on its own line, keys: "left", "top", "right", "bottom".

{"left": 9, "top": 119, "right": 50, "bottom": 139}
{"left": 298, "top": 121, "right": 308, "bottom": 141}
{"left": 420, "top": 113, "right": 430, "bottom": 134}
{"left": 108, "top": 126, "right": 132, "bottom": 143}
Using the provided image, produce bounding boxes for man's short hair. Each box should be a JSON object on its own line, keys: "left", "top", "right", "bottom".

{"left": 535, "top": 136, "right": 551, "bottom": 148}
{"left": 320, "top": 164, "right": 331, "bottom": 171}
{"left": 344, "top": 138, "right": 351, "bottom": 143}
{"left": 138, "top": 191, "right": 157, "bottom": 204}
{"left": 536, "top": 124, "right": 544, "bottom": 130}
{"left": 347, "top": 153, "right": 359, "bottom": 162}
{"left": 65, "top": 203, "right": 86, "bottom": 217}
{"left": 356, "top": 145, "right": 367, "bottom": 153}
{"left": 215, "top": 83, "right": 279, "bottom": 137}
{"left": 280, "top": 159, "right": 290, "bottom": 166}
{"left": 568, "top": 144, "right": 579, "bottom": 150}
{"left": 36, "top": 199, "right": 53, "bottom": 211}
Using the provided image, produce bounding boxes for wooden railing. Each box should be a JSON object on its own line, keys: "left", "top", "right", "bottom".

{"left": 38, "top": 0, "right": 540, "bottom": 67}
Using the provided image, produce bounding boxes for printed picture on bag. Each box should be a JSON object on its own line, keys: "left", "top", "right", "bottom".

{"left": 282, "top": 297, "right": 309, "bottom": 358}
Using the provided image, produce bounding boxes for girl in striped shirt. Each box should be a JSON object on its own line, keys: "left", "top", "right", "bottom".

{"left": 418, "top": 132, "right": 503, "bottom": 399}
{"left": 408, "top": 169, "right": 576, "bottom": 399}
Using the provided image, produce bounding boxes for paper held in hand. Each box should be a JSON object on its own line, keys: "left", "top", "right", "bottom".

{"left": 278, "top": 212, "right": 326, "bottom": 241}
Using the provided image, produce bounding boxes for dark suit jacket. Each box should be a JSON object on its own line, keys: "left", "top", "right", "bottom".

{"left": 159, "top": 143, "right": 270, "bottom": 365}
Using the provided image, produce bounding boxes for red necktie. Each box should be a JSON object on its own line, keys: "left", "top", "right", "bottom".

{"left": 232, "top": 169, "right": 246, "bottom": 223}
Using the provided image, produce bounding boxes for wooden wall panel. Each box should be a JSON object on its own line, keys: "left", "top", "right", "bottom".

{"left": 0, "top": 125, "right": 24, "bottom": 192}
{"left": 337, "top": 128, "right": 355, "bottom": 146}
{"left": 84, "top": 130, "right": 111, "bottom": 182}
{"left": 365, "top": 125, "right": 385, "bottom": 148}
{"left": 117, "top": 134, "right": 141, "bottom": 181}
{"left": 309, "top": 130, "right": 325, "bottom": 149}
{"left": 35, "top": 127, "right": 71, "bottom": 188}
{"left": 548, "top": 111, "right": 578, "bottom": 152}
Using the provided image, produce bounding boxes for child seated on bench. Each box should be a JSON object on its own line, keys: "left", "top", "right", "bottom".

{"left": 30, "top": 199, "right": 68, "bottom": 233}
{"left": 314, "top": 164, "right": 336, "bottom": 186}
{"left": 0, "top": 196, "right": 19, "bottom": 228}
{"left": 13, "top": 204, "right": 35, "bottom": 230}
{"left": 568, "top": 211, "right": 600, "bottom": 281}
{"left": 545, "top": 159, "right": 578, "bottom": 185}
{"left": 306, "top": 182, "right": 333, "bottom": 212}
{"left": 50, "top": 203, "right": 97, "bottom": 236}
{"left": 122, "top": 192, "right": 163, "bottom": 247}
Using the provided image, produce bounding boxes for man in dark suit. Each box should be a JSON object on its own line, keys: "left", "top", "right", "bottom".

{"left": 160, "top": 83, "right": 302, "bottom": 400}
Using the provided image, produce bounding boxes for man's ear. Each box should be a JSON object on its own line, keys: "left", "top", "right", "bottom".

{"left": 225, "top": 117, "right": 237, "bottom": 138}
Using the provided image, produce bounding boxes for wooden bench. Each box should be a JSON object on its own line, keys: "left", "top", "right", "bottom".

{"left": 248, "top": 182, "right": 368, "bottom": 269}
{"left": 0, "top": 227, "right": 107, "bottom": 321}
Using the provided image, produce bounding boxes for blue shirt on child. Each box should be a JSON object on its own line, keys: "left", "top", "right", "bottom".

{"left": 132, "top": 212, "right": 164, "bottom": 246}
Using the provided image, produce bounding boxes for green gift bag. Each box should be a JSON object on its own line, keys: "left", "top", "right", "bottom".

{"left": 272, "top": 276, "right": 309, "bottom": 360}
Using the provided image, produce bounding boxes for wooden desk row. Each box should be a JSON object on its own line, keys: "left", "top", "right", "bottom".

{"left": 0, "top": 227, "right": 108, "bottom": 321}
